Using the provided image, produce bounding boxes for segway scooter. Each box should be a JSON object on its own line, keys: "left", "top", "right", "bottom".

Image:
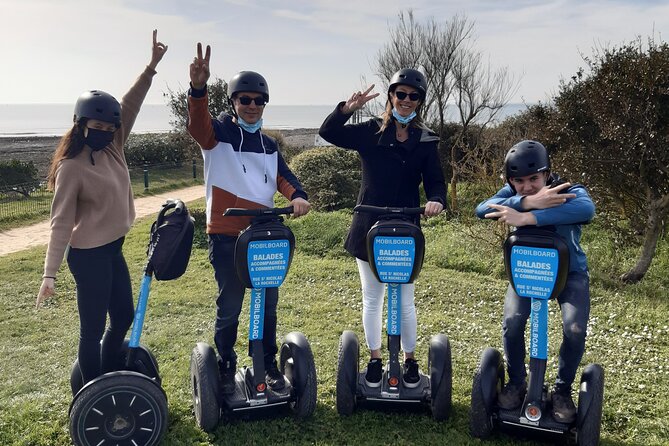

{"left": 190, "top": 206, "right": 317, "bottom": 432}
{"left": 470, "top": 228, "right": 604, "bottom": 445}
{"left": 336, "top": 205, "right": 452, "bottom": 420}
{"left": 69, "top": 199, "right": 195, "bottom": 446}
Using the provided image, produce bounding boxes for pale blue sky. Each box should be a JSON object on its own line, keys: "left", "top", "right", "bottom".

{"left": 1, "top": 0, "right": 666, "bottom": 105}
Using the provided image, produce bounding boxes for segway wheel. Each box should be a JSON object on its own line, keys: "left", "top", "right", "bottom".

{"left": 428, "top": 334, "right": 452, "bottom": 421}
{"left": 69, "top": 372, "right": 167, "bottom": 446}
{"left": 280, "top": 332, "right": 317, "bottom": 418}
{"left": 576, "top": 363, "right": 605, "bottom": 446}
{"left": 470, "top": 347, "right": 504, "bottom": 438}
{"left": 70, "top": 340, "right": 161, "bottom": 396}
{"left": 335, "top": 330, "right": 359, "bottom": 416}
{"left": 190, "top": 342, "right": 221, "bottom": 432}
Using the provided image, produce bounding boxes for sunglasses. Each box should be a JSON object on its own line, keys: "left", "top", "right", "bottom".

{"left": 238, "top": 96, "right": 266, "bottom": 106}
{"left": 394, "top": 91, "right": 421, "bottom": 102}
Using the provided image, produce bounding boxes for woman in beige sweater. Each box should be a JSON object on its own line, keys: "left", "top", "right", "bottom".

{"left": 35, "top": 30, "right": 167, "bottom": 384}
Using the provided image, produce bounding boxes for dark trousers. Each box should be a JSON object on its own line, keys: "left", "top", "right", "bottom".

{"left": 67, "top": 237, "right": 134, "bottom": 383}
{"left": 502, "top": 271, "right": 590, "bottom": 392}
{"left": 208, "top": 234, "right": 278, "bottom": 367}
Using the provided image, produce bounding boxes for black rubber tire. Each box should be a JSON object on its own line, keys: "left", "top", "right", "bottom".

{"left": 429, "top": 334, "right": 452, "bottom": 421}
{"left": 70, "top": 340, "right": 160, "bottom": 396}
{"left": 69, "top": 372, "right": 167, "bottom": 446}
{"left": 280, "top": 332, "right": 317, "bottom": 419}
{"left": 576, "top": 364, "right": 605, "bottom": 446}
{"left": 190, "top": 342, "right": 221, "bottom": 432}
{"left": 335, "top": 330, "right": 359, "bottom": 416}
{"left": 470, "top": 347, "right": 504, "bottom": 439}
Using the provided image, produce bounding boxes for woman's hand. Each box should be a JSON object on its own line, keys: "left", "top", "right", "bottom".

{"left": 148, "top": 29, "right": 168, "bottom": 71}
{"left": 424, "top": 200, "right": 444, "bottom": 217}
{"left": 36, "top": 277, "right": 55, "bottom": 309}
{"left": 342, "top": 85, "right": 379, "bottom": 114}
{"left": 522, "top": 183, "right": 576, "bottom": 210}
{"left": 485, "top": 204, "right": 537, "bottom": 227}
{"left": 190, "top": 42, "right": 211, "bottom": 90}
{"left": 290, "top": 197, "right": 311, "bottom": 217}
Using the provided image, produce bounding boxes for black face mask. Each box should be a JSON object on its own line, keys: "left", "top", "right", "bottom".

{"left": 85, "top": 128, "right": 115, "bottom": 151}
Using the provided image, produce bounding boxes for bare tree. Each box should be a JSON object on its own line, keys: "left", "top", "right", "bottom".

{"left": 450, "top": 49, "right": 518, "bottom": 210}
{"left": 374, "top": 10, "right": 517, "bottom": 211}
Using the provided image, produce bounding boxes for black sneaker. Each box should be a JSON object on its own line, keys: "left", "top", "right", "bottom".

{"left": 402, "top": 358, "right": 421, "bottom": 388}
{"left": 498, "top": 381, "right": 527, "bottom": 410}
{"left": 551, "top": 388, "right": 576, "bottom": 423}
{"left": 365, "top": 358, "right": 383, "bottom": 387}
{"left": 218, "top": 358, "right": 236, "bottom": 395}
{"left": 265, "top": 360, "right": 286, "bottom": 391}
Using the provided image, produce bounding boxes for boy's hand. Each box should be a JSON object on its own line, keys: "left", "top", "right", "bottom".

{"left": 522, "top": 183, "right": 576, "bottom": 210}
{"left": 485, "top": 204, "right": 536, "bottom": 227}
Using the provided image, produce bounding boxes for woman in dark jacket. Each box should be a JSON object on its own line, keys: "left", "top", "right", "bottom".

{"left": 319, "top": 68, "right": 446, "bottom": 388}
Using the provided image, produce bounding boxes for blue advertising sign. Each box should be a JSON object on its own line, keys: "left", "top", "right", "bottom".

{"left": 247, "top": 239, "right": 290, "bottom": 288}
{"left": 529, "top": 298, "right": 548, "bottom": 359}
{"left": 386, "top": 284, "right": 401, "bottom": 336}
{"left": 373, "top": 236, "right": 416, "bottom": 284}
{"left": 249, "top": 288, "right": 266, "bottom": 341}
{"left": 510, "top": 246, "right": 559, "bottom": 300}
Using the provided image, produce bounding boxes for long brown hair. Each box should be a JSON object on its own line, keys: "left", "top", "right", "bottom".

{"left": 378, "top": 87, "right": 425, "bottom": 133}
{"left": 47, "top": 120, "right": 87, "bottom": 190}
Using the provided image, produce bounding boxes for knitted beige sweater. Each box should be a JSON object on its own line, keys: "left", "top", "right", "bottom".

{"left": 43, "top": 66, "right": 157, "bottom": 278}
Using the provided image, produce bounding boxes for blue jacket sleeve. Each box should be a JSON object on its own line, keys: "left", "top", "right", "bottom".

{"left": 475, "top": 185, "right": 525, "bottom": 218}
{"left": 532, "top": 185, "right": 595, "bottom": 226}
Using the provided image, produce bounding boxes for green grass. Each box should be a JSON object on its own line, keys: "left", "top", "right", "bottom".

{"left": 0, "top": 166, "right": 202, "bottom": 230}
{"left": 0, "top": 199, "right": 667, "bottom": 445}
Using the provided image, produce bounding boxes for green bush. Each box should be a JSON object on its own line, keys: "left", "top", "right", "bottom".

{"left": 124, "top": 132, "right": 190, "bottom": 167}
{"left": 290, "top": 147, "right": 361, "bottom": 211}
{"left": 0, "top": 160, "right": 40, "bottom": 195}
{"left": 285, "top": 210, "right": 351, "bottom": 258}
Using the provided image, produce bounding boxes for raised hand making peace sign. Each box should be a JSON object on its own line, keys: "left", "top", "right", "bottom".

{"left": 148, "top": 29, "right": 168, "bottom": 71}
{"left": 190, "top": 43, "right": 211, "bottom": 90}
{"left": 341, "top": 84, "right": 380, "bottom": 114}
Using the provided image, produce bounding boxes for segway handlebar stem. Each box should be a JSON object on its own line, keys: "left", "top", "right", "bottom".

{"left": 224, "top": 206, "right": 295, "bottom": 217}
{"left": 354, "top": 205, "right": 425, "bottom": 216}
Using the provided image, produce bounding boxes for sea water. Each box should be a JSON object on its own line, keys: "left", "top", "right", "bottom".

{"left": 0, "top": 103, "right": 527, "bottom": 137}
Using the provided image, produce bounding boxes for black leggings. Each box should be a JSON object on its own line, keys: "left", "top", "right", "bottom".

{"left": 67, "top": 237, "right": 134, "bottom": 383}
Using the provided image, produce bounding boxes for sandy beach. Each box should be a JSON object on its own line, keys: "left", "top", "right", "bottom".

{"left": 0, "top": 129, "right": 319, "bottom": 177}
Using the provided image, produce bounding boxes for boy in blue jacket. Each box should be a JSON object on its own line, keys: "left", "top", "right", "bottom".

{"left": 475, "top": 140, "right": 595, "bottom": 423}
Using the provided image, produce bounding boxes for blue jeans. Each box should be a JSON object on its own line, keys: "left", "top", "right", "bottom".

{"left": 208, "top": 234, "right": 278, "bottom": 367}
{"left": 502, "top": 271, "right": 590, "bottom": 391}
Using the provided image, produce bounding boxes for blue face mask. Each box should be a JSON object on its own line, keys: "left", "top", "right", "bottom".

{"left": 392, "top": 108, "right": 416, "bottom": 125}
{"left": 238, "top": 117, "right": 263, "bottom": 133}
{"left": 85, "top": 128, "right": 115, "bottom": 150}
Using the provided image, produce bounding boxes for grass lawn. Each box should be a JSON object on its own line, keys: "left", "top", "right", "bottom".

{"left": 0, "top": 198, "right": 667, "bottom": 445}
{"left": 0, "top": 165, "right": 202, "bottom": 230}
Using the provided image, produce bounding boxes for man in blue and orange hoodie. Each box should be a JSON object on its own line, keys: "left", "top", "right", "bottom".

{"left": 188, "top": 43, "right": 310, "bottom": 394}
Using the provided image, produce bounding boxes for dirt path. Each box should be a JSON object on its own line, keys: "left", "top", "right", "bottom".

{"left": 0, "top": 185, "right": 204, "bottom": 257}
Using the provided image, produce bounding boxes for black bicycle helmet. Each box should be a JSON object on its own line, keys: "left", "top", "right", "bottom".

{"left": 388, "top": 68, "right": 427, "bottom": 100}
{"left": 228, "top": 71, "right": 270, "bottom": 102}
{"left": 73, "top": 90, "right": 121, "bottom": 127}
{"left": 504, "top": 140, "right": 551, "bottom": 179}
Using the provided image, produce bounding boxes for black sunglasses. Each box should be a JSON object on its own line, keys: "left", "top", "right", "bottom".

{"left": 238, "top": 96, "right": 266, "bottom": 106}
{"left": 394, "top": 91, "right": 421, "bottom": 102}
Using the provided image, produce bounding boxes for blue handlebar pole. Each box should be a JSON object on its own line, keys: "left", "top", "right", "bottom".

{"left": 387, "top": 283, "right": 402, "bottom": 388}
{"left": 129, "top": 274, "right": 152, "bottom": 348}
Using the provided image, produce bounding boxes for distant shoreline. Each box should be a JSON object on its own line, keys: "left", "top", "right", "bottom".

{"left": 0, "top": 129, "right": 320, "bottom": 176}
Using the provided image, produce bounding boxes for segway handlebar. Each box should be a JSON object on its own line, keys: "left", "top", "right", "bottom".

{"left": 156, "top": 199, "right": 186, "bottom": 226}
{"left": 354, "top": 205, "right": 425, "bottom": 216}
{"left": 224, "top": 206, "right": 295, "bottom": 217}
